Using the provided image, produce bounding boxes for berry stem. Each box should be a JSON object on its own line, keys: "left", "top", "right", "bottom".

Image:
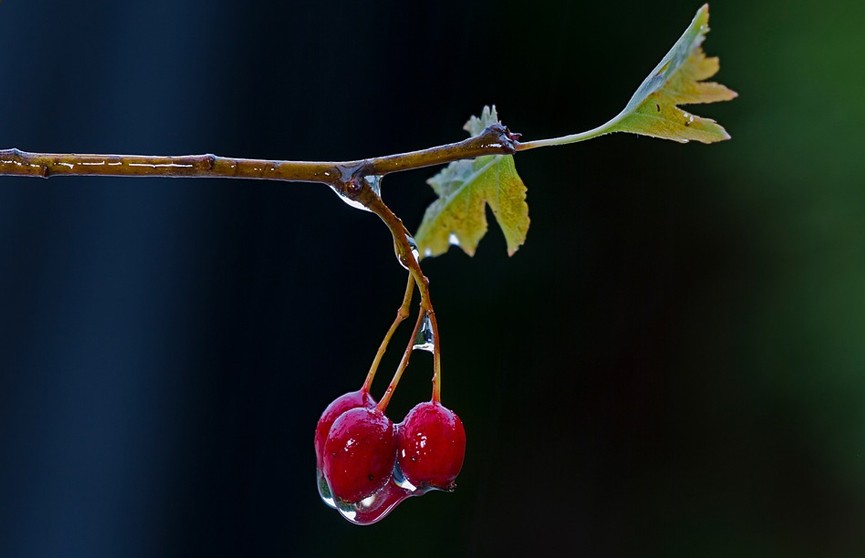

{"left": 362, "top": 274, "right": 415, "bottom": 393}
{"left": 357, "top": 181, "right": 445, "bottom": 405}
{"left": 376, "top": 309, "right": 425, "bottom": 413}
{"left": 359, "top": 190, "right": 433, "bottom": 313}
{"left": 429, "top": 310, "right": 443, "bottom": 403}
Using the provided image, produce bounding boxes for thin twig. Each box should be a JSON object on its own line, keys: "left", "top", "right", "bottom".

{"left": 377, "top": 309, "right": 425, "bottom": 413}
{"left": 362, "top": 275, "right": 415, "bottom": 394}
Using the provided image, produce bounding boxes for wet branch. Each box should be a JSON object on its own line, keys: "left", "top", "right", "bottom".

{"left": 0, "top": 124, "right": 518, "bottom": 189}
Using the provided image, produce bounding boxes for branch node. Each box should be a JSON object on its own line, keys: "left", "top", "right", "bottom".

{"left": 479, "top": 124, "right": 518, "bottom": 154}
{"left": 204, "top": 153, "right": 217, "bottom": 170}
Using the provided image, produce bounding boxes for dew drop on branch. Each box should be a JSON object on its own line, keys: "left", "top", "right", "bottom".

{"left": 364, "top": 174, "right": 383, "bottom": 197}
{"left": 413, "top": 313, "right": 435, "bottom": 353}
{"left": 397, "top": 234, "right": 419, "bottom": 270}
{"left": 328, "top": 175, "right": 383, "bottom": 212}
{"left": 329, "top": 185, "right": 368, "bottom": 211}
{"left": 407, "top": 235, "right": 420, "bottom": 261}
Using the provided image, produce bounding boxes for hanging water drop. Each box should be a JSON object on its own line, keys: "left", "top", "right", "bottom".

{"left": 413, "top": 313, "right": 435, "bottom": 353}
{"left": 329, "top": 175, "right": 382, "bottom": 213}
{"left": 364, "top": 174, "right": 383, "bottom": 197}
{"left": 334, "top": 480, "right": 413, "bottom": 525}
{"left": 392, "top": 460, "right": 419, "bottom": 493}
{"left": 397, "top": 234, "right": 419, "bottom": 270}
{"left": 335, "top": 499, "right": 358, "bottom": 522}
{"left": 406, "top": 235, "right": 419, "bottom": 261}
{"left": 329, "top": 183, "right": 369, "bottom": 212}
{"left": 317, "top": 468, "right": 337, "bottom": 509}
{"left": 448, "top": 232, "right": 460, "bottom": 247}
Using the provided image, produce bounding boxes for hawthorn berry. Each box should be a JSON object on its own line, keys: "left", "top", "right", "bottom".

{"left": 323, "top": 407, "right": 397, "bottom": 504}
{"left": 397, "top": 401, "right": 466, "bottom": 490}
{"left": 314, "top": 389, "right": 376, "bottom": 469}
{"left": 314, "top": 389, "right": 376, "bottom": 506}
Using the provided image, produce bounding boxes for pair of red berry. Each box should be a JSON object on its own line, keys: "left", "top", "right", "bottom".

{"left": 314, "top": 389, "right": 466, "bottom": 524}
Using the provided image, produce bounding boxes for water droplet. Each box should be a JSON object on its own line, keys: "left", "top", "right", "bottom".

{"left": 407, "top": 235, "right": 419, "bottom": 261}
{"left": 392, "top": 461, "right": 419, "bottom": 492}
{"left": 448, "top": 232, "right": 460, "bottom": 247}
{"left": 423, "top": 247, "right": 432, "bottom": 258}
{"left": 334, "top": 479, "right": 413, "bottom": 525}
{"left": 330, "top": 184, "right": 370, "bottom": 212}
{"left": 364, "top": 175, "right": 383, "bottom": 197}
{"left": 413, "top": 313, "right": 435, "bottom": 353}
{"left": 317, "top": 468, "right": 336, "bottom": 509}
{"left": 329, "top": 175, "right": 382, "bottom": 213}
{"left": 397, "top": 234, "right": 419, "bottom": 270}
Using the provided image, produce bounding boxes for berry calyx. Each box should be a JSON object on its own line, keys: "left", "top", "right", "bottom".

{"left": 323, "top": 407, "right": 397, "bottom": 504}
{"left": 397, "top": 401, "right": 466, "bottom": 490}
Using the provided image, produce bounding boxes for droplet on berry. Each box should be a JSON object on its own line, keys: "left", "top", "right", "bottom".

{"left": 317, "top": 468, "right": 334, "bottom": 508}
{"left": 392, "top": 460, "right": 420, "bottom": 493}
{"left": 323, "top": 407, "right": 397, "bottom": 504}
{"left": 397, "top": 401, "right": 466, "bottom": 491}
{"left": 314, "top": 389, "right": 376, "bottom": 508}
{"left": 392, "top": 459, "right": 444, "bottom": 498}
{"left": 335, "top": 477, "right": 413, "bottom": 525}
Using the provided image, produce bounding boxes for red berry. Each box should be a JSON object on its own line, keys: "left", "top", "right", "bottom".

{"left": 397, "top": 401, "right": 466, "bottom": 490}
{"left": 323, "top": 407, "right": 397, "bottom": 503}
{"left": 314, "top": 389, "right": 376, "bottom": 470}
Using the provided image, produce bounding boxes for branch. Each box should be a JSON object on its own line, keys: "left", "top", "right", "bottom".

{"left": 0, "top": 124, "right": 517, "bottom": 189}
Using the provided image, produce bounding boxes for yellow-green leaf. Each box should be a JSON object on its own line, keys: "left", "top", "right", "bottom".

{"left": 609, "top": 3, "right": 737, "bottom": 143}
{"left": 415, "top": 106, "right": 529, "bottom": 259}
{"left": 519, "top": 4, "right": 736, "bottom": 149}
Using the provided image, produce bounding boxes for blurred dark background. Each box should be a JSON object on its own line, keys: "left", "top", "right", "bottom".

{"left": 1, "top": 0, "right": 863, "bottom": 556}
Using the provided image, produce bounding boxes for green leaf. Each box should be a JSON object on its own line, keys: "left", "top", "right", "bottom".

{"left": 609, "top": 3, "right": 737, "bottom": 143}
{"left": 415, "top": 106, "right": 529, "bottom": 259}
{"left": 521, "top": 3, "right": 736, "bottom": 148}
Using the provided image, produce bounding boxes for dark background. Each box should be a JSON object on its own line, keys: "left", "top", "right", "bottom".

{"left": 1, "top": 1, "right": 863, "bottom": 556}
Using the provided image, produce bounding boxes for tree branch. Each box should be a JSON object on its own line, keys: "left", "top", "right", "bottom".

{"left": 0, "top": 124, "right": 518, "bottom": 188}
